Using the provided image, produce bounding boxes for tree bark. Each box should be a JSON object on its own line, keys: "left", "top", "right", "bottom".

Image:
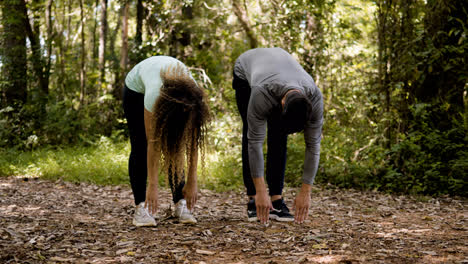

{"left": 0, "top": 0, "right": 28, "bottom": 107}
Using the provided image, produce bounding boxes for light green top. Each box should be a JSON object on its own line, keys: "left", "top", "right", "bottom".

{"left": 125, "top": 56, "right": 191, "bottom": 112}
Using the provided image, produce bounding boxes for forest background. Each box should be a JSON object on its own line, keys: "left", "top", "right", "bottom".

{"left": 0, "top": 0, "right": 466, "bottom": 197}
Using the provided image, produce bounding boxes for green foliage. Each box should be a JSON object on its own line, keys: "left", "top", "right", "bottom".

{"left": 382, "top": 104, "right": 467, "bottom": 196}
{"left": 0, "top": 137, "right": 129, "bottom": 185}
{"left": 0, "top": 137, "right": 242, "bottom": 192}
{"left": 0, "top": 98, "right": 125, "bottom": 149}
{"left": 201, "top": 153, "right": 244, "bottom": 193}
{"left": 284, "top": 134, "right": 306, "bottom": 187}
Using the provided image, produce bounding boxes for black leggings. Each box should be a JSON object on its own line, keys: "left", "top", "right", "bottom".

{"left": 232, "top": 73, "right": 288, "bottom": 197}
{"left": 122, "top": 85, "right": 185, "bottom": 205}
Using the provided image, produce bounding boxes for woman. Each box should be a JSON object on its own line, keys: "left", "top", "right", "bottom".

{"left": 123, "top": 56, "right": 210, "bottom": 226}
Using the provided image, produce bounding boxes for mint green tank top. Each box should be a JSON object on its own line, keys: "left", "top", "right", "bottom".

{"left": 125, "top": 56, "right": 192, "bottom": 112}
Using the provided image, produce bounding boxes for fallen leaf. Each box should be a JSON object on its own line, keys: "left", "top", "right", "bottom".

{"left": 196, "top": 249, "right": 215, "bottom": 255}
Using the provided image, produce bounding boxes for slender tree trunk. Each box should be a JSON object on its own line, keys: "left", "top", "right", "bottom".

{"left": 376, "top": 0, "right": 393, "bottom": 147}
{"left": 98, "top": 0, "right": 108, "bottom": 92}
{"left": 115, "top": 0, "right": 129, "bottom": 100}
{"left": 44, "top": 0, "right": 53, "bottom": 96}
{"left": 24, "top": 0, "right": 49, "bottom": 99}
{"left": 79, "top": 0, "right": 86, "bottom": 107}
{"left": 135, "top": 0, "right": 143, "bottom": 47}
{"left": 170, "top": 4, "right": 193, "bottom": 58}
{"left": 92, "top": 0, "right": 99, "bottom": 71}
{"left": 0, "top": 0, "right": 28, "bottom": 107}
{"left": 109, "top": 1, "right": 122, "bottom": 98}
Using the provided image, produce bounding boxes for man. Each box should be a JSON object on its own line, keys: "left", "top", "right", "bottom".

{"left": 233, "top": 47, "right": 323, "bottom": 224}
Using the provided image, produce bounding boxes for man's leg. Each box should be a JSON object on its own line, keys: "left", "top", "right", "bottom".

{"left": 233, "top": 73, "right": 255, "bottom": 197}
{"left": 265, "top": 120, "right": 294, "bottom": 222}
{"left": 265, "top": 119, "right": 288, "bottom": 199}
{"left": 233, "top": 72, "right": 258, "bottom": 221}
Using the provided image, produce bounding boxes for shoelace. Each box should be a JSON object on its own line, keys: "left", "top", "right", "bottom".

{"left": 142, "top": 206, "right": 153, "bottom": 217}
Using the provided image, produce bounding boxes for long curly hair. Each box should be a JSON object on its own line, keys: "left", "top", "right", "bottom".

{"left": 151, "top": 65, "right": 210, "bottom": 189}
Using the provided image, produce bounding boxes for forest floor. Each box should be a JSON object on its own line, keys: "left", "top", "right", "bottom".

{"left": 0, "top": 177, "right": 466, "bottom": 264}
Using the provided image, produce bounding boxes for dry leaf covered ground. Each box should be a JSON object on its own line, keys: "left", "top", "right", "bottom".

{"left": 0, "top": 177, "right": 467, "bottom": 263}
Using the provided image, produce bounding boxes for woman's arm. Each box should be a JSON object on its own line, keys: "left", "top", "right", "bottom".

{"left": 144, "top": 109, "right": 160, "bottom": 214}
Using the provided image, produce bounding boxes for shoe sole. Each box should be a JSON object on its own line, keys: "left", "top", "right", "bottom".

{"left": 132, "top": 220, "right": 157, "bottom": 227}
{"left": 247, "top": 216, "right": 258, "bottom": 222}
{"left": 269, "top": 214, "right": 294, "bottom": 222}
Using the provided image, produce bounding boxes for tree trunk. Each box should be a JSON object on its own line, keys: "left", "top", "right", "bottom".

{"left": 24, "top": 0, "right": 50, "bottom": 99}
{"left": 135, "top": 0, "right": 143, "bottom": 47}
{"left": 0, "top": 0, "right": 28, "bottom": 107}
{"left": 79, "top": 0, "right": 86, "bottom": 107}
{"left": 109, "top": 0, "right": 123, "bottom": 99}
{"left": 115, "top": 0, "right": 129, "bottom": 100}
{"left": 376, "top": 0, "right": 393, "bottom": 147}
{"left": 45, "top": 0, "right": 53, "bottom": 95}
{"left": 98, "top": 0, "right": 108, "bottom": 91}
{"left": 92, "top": 0, "right": 99, "bottom": 71}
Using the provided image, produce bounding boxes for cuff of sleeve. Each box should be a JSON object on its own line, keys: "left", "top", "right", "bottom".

{"left": 251, "top": 173, "right": 263, "bottom": 178}
{"left": 302, "top": 177, "right": 315, "bottom": 186}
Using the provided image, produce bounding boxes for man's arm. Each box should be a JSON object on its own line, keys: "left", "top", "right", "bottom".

{"left": 247, "top": 92, "right": 272, "bottom": 224}
{"left": 295, "top": 95, "right": 323, "bottom": 223}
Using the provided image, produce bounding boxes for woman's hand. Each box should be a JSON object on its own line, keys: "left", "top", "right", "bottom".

{"left": 145, "top": 184, "right": 159, "bottom": 215}
{"left": 182, "top": 182, "right": 198, "bottom": 211}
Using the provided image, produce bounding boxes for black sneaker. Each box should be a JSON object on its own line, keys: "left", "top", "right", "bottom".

{"left": 247, "top": 199, "right": 257, "bottom": 222}
{"left": 270, "top": 198, "right": 294, "bottom": 222}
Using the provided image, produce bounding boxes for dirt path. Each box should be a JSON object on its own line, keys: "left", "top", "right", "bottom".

{"left": 0, "top": 177, "right": 466, "bottom": 263}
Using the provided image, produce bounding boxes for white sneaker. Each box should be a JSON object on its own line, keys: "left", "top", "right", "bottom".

{"left": 175, "top": 199, "right": 197, "bottom": 224}
{"left": 132, "top": 202, "right": 157, "bottom": 227}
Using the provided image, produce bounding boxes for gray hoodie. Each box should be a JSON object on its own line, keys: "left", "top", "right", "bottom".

{"left": 234, "top": 47, "right": 323, "bottom": 185}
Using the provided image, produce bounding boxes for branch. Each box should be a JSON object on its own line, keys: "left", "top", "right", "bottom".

{"left": 232, "top": 0, "right": 258, "bottom": 48}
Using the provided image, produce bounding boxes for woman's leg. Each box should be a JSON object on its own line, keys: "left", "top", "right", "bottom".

{"left": 233, "top": 72, "right": 256, "bottom": 197}
{"left": 123, "top": 85, "right": 148, "bottom": 205}
{"left": 167, "top": 166, "right": 185, "bottom": 204}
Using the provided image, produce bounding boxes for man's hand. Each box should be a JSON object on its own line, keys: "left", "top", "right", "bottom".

{"left": 182, "top": 182, "right": 198, "bottom": 211}
{"left": 255, "top": 191, "right": 272, "bottom": 224}
{"left": 293, "top": 184, "right": 312, "bottom": 224}
{"left": 145, "top": 184, "right": 159, "bottom": 215}
{"left": 252, "top": 177, "right": 272, "bottom": 224}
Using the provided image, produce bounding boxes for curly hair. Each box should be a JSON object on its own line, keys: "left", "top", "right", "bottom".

{"left": 151, "top": 65, "right": 210, "bottom": 191}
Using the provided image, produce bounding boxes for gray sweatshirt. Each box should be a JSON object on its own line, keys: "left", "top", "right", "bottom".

{"left": 234, "top": 47, "right": 323, "bottom": 185}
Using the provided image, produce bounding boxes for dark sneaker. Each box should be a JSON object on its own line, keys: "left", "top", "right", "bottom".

{"left": 270, "top": 199, "right": 294, "bottom": 222}
{"left": 247, "top": 199, "right": 257, "bottom": 222}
